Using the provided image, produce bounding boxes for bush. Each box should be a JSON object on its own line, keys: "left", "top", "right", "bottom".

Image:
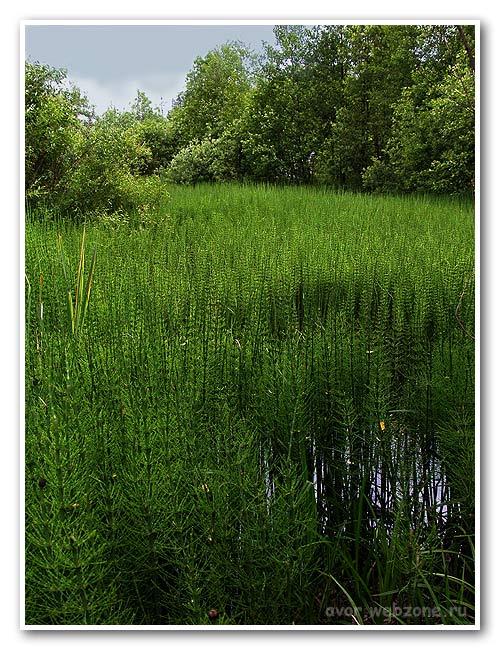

{"left": 25, "top": 63, "right": 169, "bottom": 220}
{"left": 25, "top": 61, "right": 92, "bottom": 208}
{"left": 166, "top": 140, "right": 214, "bottom": 185}
{"left": 133, "top": 116, "right": 182, "bottom": 175}
{"left": 59, "top": 113, "right": 153, "bottom": 215}
{"left": 362, "top": 157, "right": 398, "bottom": 193}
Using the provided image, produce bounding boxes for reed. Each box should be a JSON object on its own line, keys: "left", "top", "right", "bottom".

{"left": 57, "top": 225, "right": 96, "bottom": 337}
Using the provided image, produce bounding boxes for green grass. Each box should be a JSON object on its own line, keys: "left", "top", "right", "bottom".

{"left": 24, "top": 183, "right": 475, "bottom": 625}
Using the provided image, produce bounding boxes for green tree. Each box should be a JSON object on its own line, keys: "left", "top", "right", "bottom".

{"left": 176, "top": 42, "right": 252, "bottom": 143}
{"left": 63, "top": 107, "right": 158, "bottom": 214}
{"left": 25, "top": 63, "right": 167, "bottom": 217}
{"left": 241, "top": 26, "right": 320, "bottom": 183}
{"left": 133, "top": 116, "right": 182, "bottom": 175}
{"left": 363, "top": 25, "right": 475, "bottom": 194}
{"left": 25, "top": 61, "right": 92, "bottom": 206}
{"left": 318, "top": 25, "right": 419, "bottom": 188}
{"left": 130, "top": 89, "right": 157, "bottom": 121}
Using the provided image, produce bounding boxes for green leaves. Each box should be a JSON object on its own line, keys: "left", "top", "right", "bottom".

{"left": 180, "top": 43, "right": 252, "bottom": 142}
{"left": 58, "top": 226, "right": 96, "bottom": 336}
{"left": 25, "top": 61, "right": 90, "bottom": 205}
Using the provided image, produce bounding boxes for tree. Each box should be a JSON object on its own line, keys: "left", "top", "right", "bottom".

{"left": 133, "top": 116, "right": 182, "bottom": 175}
{"left": 25, "top": 60, "right": 92, "bottom": 206}
{"left": 130, "top": 90, "right": 157, "bottom": 121}
{"left": 363, "top": 25, "right": 475, "bottom": 194}
{"left": 241, "top": 26, "right": 320, "bottom": 183}
{"left": 176, "top": 42, "right": 252, "bottom": 143}
{"left": 25, "top": 62, "right": 166, "bottom": 217}
{"left": 316, "top": 25, "right": 419, "bottom": 189}
{"left": 63, "top": 108, "right": 153, "bottom": 213}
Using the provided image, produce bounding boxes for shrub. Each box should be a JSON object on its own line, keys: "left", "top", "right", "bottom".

{"left": 362, "top": 157, "right": 398, "bottom": 193}
{"left": 25, "top": 61, "right": 92, "bottom": 208}
{"left": 25, "top": 64, "right": 169, "bottom": 219}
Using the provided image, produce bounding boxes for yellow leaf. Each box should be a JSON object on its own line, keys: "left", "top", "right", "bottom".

{"left": 380, "top": 421, "right": 385, "bottom": 431}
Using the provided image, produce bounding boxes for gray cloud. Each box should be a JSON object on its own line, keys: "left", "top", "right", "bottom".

{"left": 70, "top": 71, "right": 188, "bottom": 114}
{"left": 25, "top": 23, "right": 277, "bottom": 113}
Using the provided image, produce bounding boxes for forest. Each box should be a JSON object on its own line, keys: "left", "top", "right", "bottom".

{"left": 24, "top": 24, "right": 476, "bottom": 627}
{"left": 25, "top": 24, "right": 475, "bottom": 218}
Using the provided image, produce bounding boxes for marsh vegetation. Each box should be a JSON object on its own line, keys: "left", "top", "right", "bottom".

{"left": 25, "top": 184, "right": 475, "bottom": 625}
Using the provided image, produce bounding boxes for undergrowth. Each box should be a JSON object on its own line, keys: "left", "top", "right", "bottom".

{"left": 24, "top": 183, "right": 475, "bottom": 625}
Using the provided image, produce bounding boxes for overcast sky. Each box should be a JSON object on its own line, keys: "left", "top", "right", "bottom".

{"left": 24, "top": 23, "right": 278, "bottom": 115}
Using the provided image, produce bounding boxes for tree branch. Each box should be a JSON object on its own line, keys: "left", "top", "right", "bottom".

{"left": 455, "top": 25, "right": 475, "bottom": 74}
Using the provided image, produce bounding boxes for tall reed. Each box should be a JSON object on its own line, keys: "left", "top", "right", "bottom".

{"left": 57, "top": 225, "right": 96, "bottom": 337}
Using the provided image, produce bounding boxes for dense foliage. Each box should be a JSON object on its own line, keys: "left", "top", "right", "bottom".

{"left": 25, "top": 24, "right": 475, "bottom": 217}
{"left": 25, "top": 185, "right": 475, "bottom": 625}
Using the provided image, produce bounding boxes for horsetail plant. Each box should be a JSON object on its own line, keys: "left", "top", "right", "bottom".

{"left": 26, "top": 184, "right": 475, "bottom": 625}
{"left": 58, "top": 226, "right": 96, "bottom": 336}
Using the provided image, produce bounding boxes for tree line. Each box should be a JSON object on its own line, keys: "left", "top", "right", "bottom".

{"left": 25, "top": 24, "right": 475, "bottom": 217}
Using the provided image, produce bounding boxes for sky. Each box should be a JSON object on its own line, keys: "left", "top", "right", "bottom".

{"left": 24, "top": 23, "right": 278, "bottom": 115}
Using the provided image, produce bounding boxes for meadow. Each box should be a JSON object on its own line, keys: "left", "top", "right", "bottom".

{"left": 24, "top": 183, "right": 475, "bottom": 625}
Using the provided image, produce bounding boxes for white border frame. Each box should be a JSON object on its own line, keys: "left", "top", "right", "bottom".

{"left": 20, "top": 18, "right": 480, "bottom": 632}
